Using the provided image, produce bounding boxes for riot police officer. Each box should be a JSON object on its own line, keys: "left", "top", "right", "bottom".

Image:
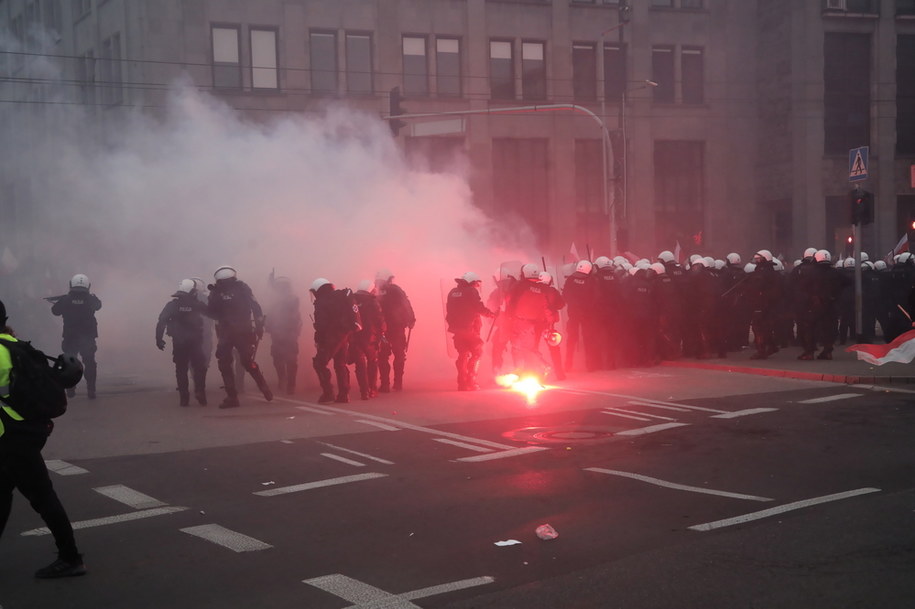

{"left": 375, "top": 269, "right": 415, "bottom": 392}
{"left": 445, "top": 272, "right": 495, "bottom": 391}
{"left": 156, "top": 279, "right": 209, "bottom": 406}
{"left": 49, "top": 273, "right": 101, "bottom": 399}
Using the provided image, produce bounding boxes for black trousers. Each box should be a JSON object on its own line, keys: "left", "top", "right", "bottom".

{"left": 0, "top": 427, "right": 80, "bottom": 562}
{"left": 173, "top": 339, "right": 207, "bottom": 398}
{"left": 62, "top": 335, "right": 97, "bottom": 395}
{"left": 215, "top": 330, "right": 269, "bottom": 398}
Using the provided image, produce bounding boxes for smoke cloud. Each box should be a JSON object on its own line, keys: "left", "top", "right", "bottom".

{"left": 0, "top": 39, "right": 536, "bottom": 391}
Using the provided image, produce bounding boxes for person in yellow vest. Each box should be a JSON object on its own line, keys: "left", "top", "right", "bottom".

{"left": 0, "top": 299, "right": 85, "bottom": 578}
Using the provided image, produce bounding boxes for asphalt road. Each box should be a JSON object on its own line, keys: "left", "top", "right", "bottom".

{"left": 1, "top": 367, "right": 914, "bottom": 609}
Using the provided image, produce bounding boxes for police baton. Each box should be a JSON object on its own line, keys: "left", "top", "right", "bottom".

{"left": 405, "top": 326, "right": 412, "bottom": 353}
{"left": 485, "top": 310, "right": 501, "bottom": 343}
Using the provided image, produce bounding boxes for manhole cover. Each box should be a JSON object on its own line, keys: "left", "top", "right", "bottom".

{"left": 504, "top": 426, "right": 616, "bottom": 445}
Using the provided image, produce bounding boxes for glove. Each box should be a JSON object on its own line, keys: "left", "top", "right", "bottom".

{"left": 156, "top": 339, "right": 166, "bottom": 351}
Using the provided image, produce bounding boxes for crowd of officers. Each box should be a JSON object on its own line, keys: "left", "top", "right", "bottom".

{"left": 444, "top": 247, "right": 915, "bottom": 388}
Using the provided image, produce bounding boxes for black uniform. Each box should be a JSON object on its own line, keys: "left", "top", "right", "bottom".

{"left": 207, "top": 277, "right": 272, "bottom": 407}
{"left": 446, "top": 278, "right": 494, "bottom": 390}
{"left": 312, "top": 284, "right": 360, "bottom": 403}
{"left": 562, "top": 270, "right": 599, "bottom": 371}
{"left": 156, "top": 290, "right": 209, "bottom": 406}
{"left": 50, "top": 288, "right": 101, "bottom": 399}
{"left": 265, "top": 282, "right": 302, "bottom": 395}
{"left": 593, "top": 264, "right": 623, "bottom": 368}
{"left": 506, "top": 277, "right": 564, "bottom": 378}
{"left": 486, "top": 277, "right": 517, "bottom": 375}
{"left": 741, "top": 260, "right": 782, "bottom": 359}
{"left": 376, "top": 280, "right": 415, "bottom": 392}
{"left": 351, "top": 290, "right": 385, "bottom": 400}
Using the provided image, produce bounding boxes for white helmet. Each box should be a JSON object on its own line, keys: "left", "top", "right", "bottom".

{"left": 310, "top": 278, "right": 332, "bottom": 293}
{"left": 628, "top": 266, "right": 639, "bottom": 276}
{"left": 375, "top": 268, "right": 394, "bottom": 283}
{"left": 176, "top": 279, "right": 196, "bottom": 294}
{"left": 862, "top": 261, "right": 874, "bottom": 270}
{"left": 214, "top": 266, "right": 237, "bottom": 281}
{"left": 191, "top": 277, "right": 207, "bottom": 292}
{"left": 689, "top": 254, "right": 702, "bottom": 264}
{"left": 900, "top": 252, "right": 913, "bottom": 264}
{"left": 521, "top": 263, "right": 540, "bottom": 279}
{"left": 461, "top": 271, "right": 481, "bottom": 284}
{"left": 726, "top": 253, "right": 741, "bottom": 265}
{"left": 860, "top": 252, "right": 869, "bottom": 262}
{"left": 69, "top": 273, "right": 90, "bottom": 290}
{"left": 713, "top": 258, "right": 725, "bottom": 270}
{"left": 875, "top": 260, "right": 888, "bottom": 270}
{"left": 803, "top": 247, "right": 817, "bottom": 259}
{"left": 649, "top": 262, "right": 666, "bottom": 275}
{"left": 575, "top": 259, "right": 593, "bottom": 274}
{"left": 356, "top": 279, "right": 374, "bottom": 293}
{"left": 613, "top": 255, "right": 627, "bottom": 266}
{"left": 744, "top": 263, "right": 756, "bottom": 273}
{"left": 594, "top": 256, "right": 612, "bottom": 269}
{"left": 793, "top": 259, "right": 802, "bottom": 268}
{"left": 755, "top": 249, "right": 773, "bottom": 262}
{"left": 658, "top": 251, "right": 675, "bottom": 263}
{"left": 844, "top": 257, "right": 855, "bottom": 268}
{"left": 773, "top": 259, "right": 784, "bottom": 271}
{"left": 538, "top": 271, "right": 554, "bottom": 286}
{"left": 814, "top": 249, "right": 831, "bottom": 263}
{"left": 692, "top": 257, "right": 709, "bottom": 268}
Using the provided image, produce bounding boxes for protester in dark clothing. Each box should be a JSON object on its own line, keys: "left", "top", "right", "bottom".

{"left": 445, "top": 272, "right": 495, "bottom": 391}
{"left": 265, "top": 273, "right": 302, "bottom": 395}
{"left": 206, "top": 266, "right": 273, "bottom": 408}
{"left": 310, "top": 278, "right": 360, "bottom": 403}
{"left": 351, "top": 280, "right": 385, "bottom": 400}
{"left": 0, "top": 299, "right": 85, "bottom": 579}
{"left": 49, "top": 273, "right": 101, "bottom": 399}
{"left": 156, "top": 279, "right": 209, "bottom": 406}
{"left": 375, "top": 269, "right": 415, "bottom": 392}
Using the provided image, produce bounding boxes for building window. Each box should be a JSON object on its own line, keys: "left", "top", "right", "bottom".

{"left": 212, "top": 25, "right": 241, "bottom": 89}
{"left": 651, "top": 46, "right": 675, "bottom": 103}
{"left": 100, "top": 33, "right": 122, "bottom": 105}
{"left": 436, "top": 38, "right": 461, "bottom": 97}
{"left": 309, "top": 31, "right": 337, "bottom": 94}
{"left": 43, "top": 0, "right": 62, "bottom": 34}
{"left": 490, "top": 40, "right": 514, "bottom": 100}
{"left": 897, "top": 35, "right": 915, "bottom": 154}
{"left": 575, "top": 139, "right": 607, "bottom": 244}
{"left": 78, "top": 49, "right": 95, "bottom": 105}
{"left": 899, "top": 0, "right": 915, "bottom": 16}
{"left": 522, "top": 41, "right": 546, "bottom": 100}
{"left": 681, "top": 0, "right": 704, "bottom": 7}
{"left": 492, "top": 138, "right": 550, "bottom": 244}
{"left": 604, "top": 43, "right": 626, "bottom": 102}
{"left": 681, "top": 47, "right": 704, "bottom": 104}
{"left": 72, "top": 0, "right": 90, "bottom": 21}
{"left": 572, "top": 43, "right": 597, "bottom": 101}
{"left": 651, "top": 0, "right": 674, "bottom": 6}
{"left": 654, "top": 140, "right": 705, "bottom": 248}
{"left": 346, "top": 32, "right": 373, "bottom": 95}
{"left": 251, "top": 28, "right": 278, "bottom": 90}
{"left": 824, "top": 33, "right": 870, "bottom": 155}
{"left": 402, "top": 36, "right": 428, "bottom": 97}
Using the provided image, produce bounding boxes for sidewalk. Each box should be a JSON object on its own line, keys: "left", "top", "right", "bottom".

{"left": 660, "top": 342, "right": 915, "bottom": 386}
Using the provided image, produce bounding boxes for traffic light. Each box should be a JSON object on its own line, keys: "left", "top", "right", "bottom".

{"left": 907, "top": 218, "right": 915, "bottom": 252}
{"left": 619, "top": 0, "right": 632, "bottom": 23}
{"left": 388, "top": 87, "right": 407, "bottom": 137}
{"left": 849, "top": 189, "right": 874, "bottom": 225}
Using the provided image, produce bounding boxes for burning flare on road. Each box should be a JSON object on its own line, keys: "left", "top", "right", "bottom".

{"left": 495, "top": 373, "right": 549, "bottom": 406}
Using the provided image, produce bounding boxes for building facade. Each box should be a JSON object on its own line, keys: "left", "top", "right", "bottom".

{"left": 2, "top": 0, "right": 915, "bottom": 262}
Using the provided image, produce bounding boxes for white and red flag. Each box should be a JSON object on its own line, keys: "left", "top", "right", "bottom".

{"left": 846, "top": 330, "right": 915, "bottom": 365}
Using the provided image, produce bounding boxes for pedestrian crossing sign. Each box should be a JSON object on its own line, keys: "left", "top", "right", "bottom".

{"left": 849, "top": 146, "right": 868, "bottom": 182}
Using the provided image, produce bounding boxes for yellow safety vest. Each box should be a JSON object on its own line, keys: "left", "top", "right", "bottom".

{"left": 0, "top": 333, "right": 25, "bottom": 438}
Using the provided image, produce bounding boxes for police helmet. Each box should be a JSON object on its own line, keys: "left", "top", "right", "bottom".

{"left": 521, "top": 263, "right": 540, "bottom": 280}
{"left": 803, "top": 247, "right": 818, "bottom": 259}
{"left": 460, "top": 271, "right": 482, "bottom": 285}
{"left": 356, "top": 279, "right": 374, "bottom": 294}
{"left": 214, "top": 266, "right": 237, "bottom": 281}
{"left": 576, "top": 260, "right": 593, "bottom": 275}
{"left": 649, "top": 262, "right": 666, "bottom": 275}
{"left": 310, "top": 278, "right": 332, "bottom": 293}
{"left": 726, "top": 253, "right": 741, "bottom": 265}
{"left": 538, "top": 271, "right": 554, "bottom": 286}
{"left": 814, "top": 250, "right": 831, "bottom": 263}
{"left": 375, "top": 269, "right": 394, "bottom": 283}
{"left": 657, "top": 251, "right": 675, "bottom": 263}
{"left": 594, "top": 256, "right": 612, "bottom": 269}
{"left": 755, "top": 250, "right": 773, "bottom": 262}
{"left": 70, "top": 273, "right": 90, "bottom": 290}
{"left": 176, "top": 279, "right": 196, "bottom": 294}
{"left": 875, "top": 260, "right": 887, "bottom": 271}
{"left": 744, "top": 263, "right": 756, "bottom": 273}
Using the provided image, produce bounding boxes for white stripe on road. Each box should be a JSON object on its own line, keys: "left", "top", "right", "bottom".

{"left": 180, "top": 524, "right": 272, "bottom": 552}
{"left": 355, "top": 420, "right": 401, "bottom": 431}
{"left": 561, "top": 389, "right": 727, "bottom": 414}
{"left": 688, "top": 487, "right": 881, "bottom": 531}
{"left": 433, "top": 438, "right": 495, "bottom": 452}
{"left": 45, "top": 460, "right": 88, "bottom": 476}
{"left": 22, "top": 506, "right": 188, "bottom": 536}
{"left": 601, "top": 410, "right": 653, "bottom": 422}
{"left": 93, "top": 485, "right": 167, "bottom": 510}
{"left": 321, "top": 453, "right": 366, "bottom": 467}
{"left": 295, "top": 405, "right": 337, "bottom": 415}
{"left": 254, "top": 473, "right": 388, "bottom": 497}
{"left": 616, "top": 422, "right": 689, "bottom": 436}
{"left": 798, "top": 393, "right": 863, "bottom": 404}
{"left": 303, "top": 573, "right": 494, "bottom": 608}
{"left": 585, "top": 468, "right": 773, "bottom": 502}
{"left": 318, "top": 442, "right": 395, "bottom": 465}
{"left": 611, "top": 408, "right": 677, "bottom": 421}
{"left": 626, "top": 400, "right": 690, "bottom": 413}
{"left": 712, "top": 408, "right": 779, "bottom": 419}
{"left": 455, "top": 447, "right": 549, "bottom": 462}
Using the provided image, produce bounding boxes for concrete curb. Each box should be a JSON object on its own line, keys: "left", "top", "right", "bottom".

{"left": 658, "top": 360, "right": 915, "bottom": 386}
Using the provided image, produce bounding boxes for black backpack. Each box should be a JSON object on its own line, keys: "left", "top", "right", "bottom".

{"left": 0, "top": 338, "right": 72, "bottom": 420}
{"left": 331, "top": 289, "right": 362, "bottom": 335}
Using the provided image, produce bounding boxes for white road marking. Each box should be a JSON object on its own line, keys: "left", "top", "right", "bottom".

{"left": 561, "top": 389, "right": 727, "bottom": 414}
{"left": 616, "top": 422, "right": 689, "bottom": 436}
{"left": 295, "top": 405, "right": 337, "bottom": 415}
{"left": 180, "top": 524, "right": 272, "bottom": 552}
{"left": 585, "top": 468, "right": 773, "bottom": 502}
{"left": 303, "top": 573, "right": 494, "bottom": 608}
{"left": 253, "top": 473, "right": 388, "bottom": 497}
{"left": 45, "top": 460, "right": 88, "bottom": 476}
{"left": 22, "top": 506, "right": 188, "bottom": 536}
{"left": 355, "top": 420, "right": 401, "bottom": 431}
{"left": 712, "top": 408, "right": 779, "bottom": 419}
{"left": 688, "top": 487, "right": 881, "bottom": 531}
{"left": 455, "top": 447, "right": 549, "bottom": 462}
{"left": 798, "top": 393, "right": 863, "bottom": 404}
{"left": 611, "top": 408, "right": 677, "bottom": 421}
{"left": 601, "top": 409, "right": 653, "bottom": 422}
{"left": 318, "top": 442, "right": 395, "bottom": 464}
{"left": 433, "top": 438, "right": 495, "bottom": 452}
{"left": 321, "top": 453, "right": 366, "bottom": 467}
{"left": 626, "top": 400, "right": 690, "bottom": 413}
{"left": 94, "top": 485, "right": 167, "bottom": 510}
